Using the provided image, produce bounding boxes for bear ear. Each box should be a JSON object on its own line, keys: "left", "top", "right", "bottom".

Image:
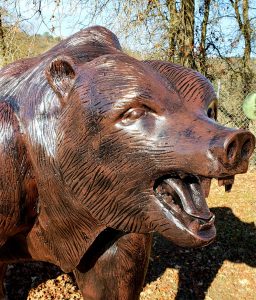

{"left": 45, "top": 56, "right": 76, "bottom": 102}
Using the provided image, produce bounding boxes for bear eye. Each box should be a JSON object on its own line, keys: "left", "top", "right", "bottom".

{"left": 207, "top": 100, "right": 217, "bottom": 120}
{"left": 207, "top": 107, "right": 215, "bottom": 119}
{"left": 121, "top": 107, "right": 147, "bottom": 125}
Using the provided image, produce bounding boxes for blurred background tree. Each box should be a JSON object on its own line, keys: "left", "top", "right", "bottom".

{"left": 0, "top": 0, "right": 255, "bottom": 164}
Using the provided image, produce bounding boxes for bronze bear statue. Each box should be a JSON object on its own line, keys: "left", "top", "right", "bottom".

{"left": 0, "top": 26, "right": 255, "bottom": 299}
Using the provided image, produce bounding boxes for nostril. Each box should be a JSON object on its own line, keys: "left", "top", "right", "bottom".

{"left": 241, "top": 138, "right": 253, "bottom": 159}
{"left": 226, "top": 140, "right": 237, "bottom": 160}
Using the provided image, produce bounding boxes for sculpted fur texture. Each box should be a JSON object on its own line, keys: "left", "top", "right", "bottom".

{"left": 0, "top": 26, "right": 255, "bottom": 299}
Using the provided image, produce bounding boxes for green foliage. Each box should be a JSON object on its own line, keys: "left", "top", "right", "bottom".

{"left": 0, "top": 26, "right": 60, "bottom": 67}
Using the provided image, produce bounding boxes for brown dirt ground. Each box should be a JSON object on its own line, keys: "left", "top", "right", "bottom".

{"left": 4, "top": 172, "right": 256, "bottom": 300}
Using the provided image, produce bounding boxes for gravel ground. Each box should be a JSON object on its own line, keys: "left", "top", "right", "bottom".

{"left": 4, "top": 174, "right": 256, "bottom": 300}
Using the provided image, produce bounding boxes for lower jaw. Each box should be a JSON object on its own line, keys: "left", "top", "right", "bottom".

{"left": 160, "top": 223, "right": 216, "bottom": 248}
{"left": 153, "top": 197, "right": 216, "bottom": 247}
{"left": 153, "top": 173, "right": 217, "bottom": 247}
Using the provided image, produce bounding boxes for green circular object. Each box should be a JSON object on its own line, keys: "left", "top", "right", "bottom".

{"left": 243, "top": 93, "right": 256, "bottom": 120}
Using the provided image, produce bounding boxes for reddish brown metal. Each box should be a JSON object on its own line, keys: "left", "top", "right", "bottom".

{"left": 0, "top": 26, "right": 255, "bottom": 299}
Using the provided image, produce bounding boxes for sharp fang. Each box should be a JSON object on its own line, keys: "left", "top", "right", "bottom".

{"left": 177, "top": 171, "right": 187, "bottom": 179}
{"left": 225, "top": 183, "right": 233, "bottom": 193}
{"left": 218, "top": 179, "right": 224, "bottom": 187}
{"left": 218, "top": 176, "right": 235, "bottom": 189}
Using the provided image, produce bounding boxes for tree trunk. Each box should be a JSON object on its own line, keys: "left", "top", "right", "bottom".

{"left": 167, "top": 0, "right": 195, "bottom": 69}
{"left": 167, "top": 0, "right": 179, "bottom": 63}
{"left": 180, "top": 0, "right": 195, "bottom": 69}
{"left": 230, "top": 0, "right": 252, "bottom": 95}
{"left": 198, "top": 0, "right": 211, "bottom": 76}
{"left": 230, "top": 0, "right": 252, "bottom": 128}
{"left": 242, "top": 0, "right": 251, "bottom": 94}
{"left": 241, "top": 0, "right": 251, "bottom": 128}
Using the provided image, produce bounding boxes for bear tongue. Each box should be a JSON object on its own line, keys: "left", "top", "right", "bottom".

{"left": 164, "top": 177, "right": 212, "bottom": 220}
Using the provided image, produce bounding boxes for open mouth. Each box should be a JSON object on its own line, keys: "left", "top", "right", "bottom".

{"left": 153, "top": 173, "right": 216, "bottom": 244}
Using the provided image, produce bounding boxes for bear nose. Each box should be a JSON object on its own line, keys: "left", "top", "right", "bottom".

{"left": 223, "top": 130, "right": 255, "bottom": 164}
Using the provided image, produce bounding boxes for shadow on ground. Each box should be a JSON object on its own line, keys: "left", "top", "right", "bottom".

{"left": 5, "top": 206, "right": 256, "bottom": 299}
{"left": 145, "top": 206, "right": 256, "bottom": 300}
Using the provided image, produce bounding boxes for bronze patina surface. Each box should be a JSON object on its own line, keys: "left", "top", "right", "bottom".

{"left": 0, "top": 26, "right": 255, "bottom": 299}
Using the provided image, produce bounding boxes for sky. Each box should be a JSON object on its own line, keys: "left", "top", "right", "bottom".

{"left": 2, "top": 0, "right": 255, "bottom": 57}
{"left": 4, "top": 0, "right": 118, "bottom": 37}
